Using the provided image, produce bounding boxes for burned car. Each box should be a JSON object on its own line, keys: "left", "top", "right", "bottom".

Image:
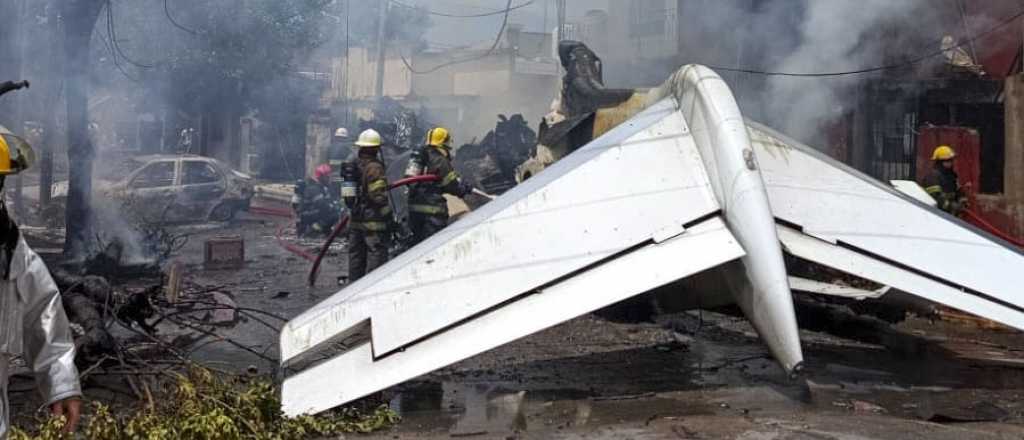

{"left": 108, "top": 155, "right": 253, "bottom": 222}
{"left": 49, "top": 155, "right": 253, "bottom": 223}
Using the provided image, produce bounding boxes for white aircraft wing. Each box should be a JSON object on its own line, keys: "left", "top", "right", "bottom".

{"left": 280, "top": 99, "right": 745, "bottom": 416}
{"left": 748, "top": 121, "right": 1024, "bottom": 330}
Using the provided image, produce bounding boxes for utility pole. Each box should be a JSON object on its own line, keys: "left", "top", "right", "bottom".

{"left": 374, "top": 0, "right": 389, "bottom": 101}
{"left": 40, "top": 0, "right": 62, "bottom": 209}
{"left": 556, "top": 0, "right": 566, "bottom": 42}
{"left": 12, "top": 0, "right": 26, "bottom": 218}
{"left": 344, "top": 0, "right": 350, "bottom": 125}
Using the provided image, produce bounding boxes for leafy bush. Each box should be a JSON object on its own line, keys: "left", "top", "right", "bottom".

{"left": 12, "top": 367, "right": 398, "bottom": 440}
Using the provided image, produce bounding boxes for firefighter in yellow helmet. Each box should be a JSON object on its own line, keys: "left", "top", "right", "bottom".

{"left": 405, "top": 127, "right": 473, "bottom": 245}
{"left": 343, "top": 129, "right": 393, "bottom": 281}
{"left": 920, "top": 145, "right": 967, "bottom": 215}
{"left": 0, "top": 131, "right": 83, "bottom": 437}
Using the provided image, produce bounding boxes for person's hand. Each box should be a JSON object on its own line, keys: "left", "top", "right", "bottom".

{"left": 50, "top": 398, "right": 82, "bottom": 433}
{"left": 460, "top": 181, "right": 475, "bottom": 198}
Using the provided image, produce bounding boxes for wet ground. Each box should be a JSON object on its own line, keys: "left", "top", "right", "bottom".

{"left": 373, "top": 310, "right": 1024, "bottom": 439}
{"left": 21, "top": 214, "right": 1024, "bottom": 439}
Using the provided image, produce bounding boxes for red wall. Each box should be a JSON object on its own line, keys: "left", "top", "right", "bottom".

{"left": 966, "top": 3, "right": 1022, "bottom": 78}
{"left": 917, "top": 126, "right": 1024, "bottom": 243}
{"left": 916, "top": 126, "right": 981, "bottom": 192}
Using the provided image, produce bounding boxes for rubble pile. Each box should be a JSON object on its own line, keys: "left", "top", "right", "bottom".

{"left": 454, "top": 114, "right": 536, "bottom": 195}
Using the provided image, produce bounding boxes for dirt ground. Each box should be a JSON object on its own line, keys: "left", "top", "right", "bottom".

{"left": 15, "top": 213, "right": 1024, "bottom": 439}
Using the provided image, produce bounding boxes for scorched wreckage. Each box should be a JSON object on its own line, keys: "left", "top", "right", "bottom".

{"left": 279, "top": 43, "right": 1024, "bottom": 416}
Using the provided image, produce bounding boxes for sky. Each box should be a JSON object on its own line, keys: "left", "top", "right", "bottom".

{"left": 402, "top": 0, "right": 610, "bottom": 49}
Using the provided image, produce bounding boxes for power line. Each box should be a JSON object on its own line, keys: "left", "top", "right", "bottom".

{"left": 96, "top": 14, "right": 140, "bottom": 82}
{"left": 105, "top": 1, "right": 155, "bottom": 69}
{"left": 709, "top": 8, "right": 1024, "bottom": 78}
{"left": 399, "top": 0, "right": 514, "bottom": 75}
{"left": 164, "top": 0, "right": 199, "bottom": 36}
{"left": 390, "top": 0, "right": 534, "bottom": 18}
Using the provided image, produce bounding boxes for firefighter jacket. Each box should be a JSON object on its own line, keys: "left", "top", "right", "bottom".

{"left": 350, "top": 153, "right": 392, "bottom": 232}
{"left": 921, "top": 167, "right": 965, "bottom": 215}
{"left": 408, "top": 146, "right": 470, "bottom": 216}
{"left": 299, "top": 180, "right": 338, "bottom": 219}
{"left": 0, "top": 232, "right": 81, "bottom": 438}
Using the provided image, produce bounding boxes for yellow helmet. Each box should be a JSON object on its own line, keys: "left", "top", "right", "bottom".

{"left": 0, "top": 132, "right": 35, "bottom": 175}
{"left": 425, "top": 127, "right": 452, "bottom": 148}
{"left": 932, "top": 145, "right": 956, "bottom": 161}
{"left": 354, "top": 129, "right": 382, "bottom": 148}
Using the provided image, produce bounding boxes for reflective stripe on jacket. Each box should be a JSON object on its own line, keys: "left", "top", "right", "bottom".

{"left": 408, "top": 146, "right": 467, "bottom": 216}
{"left": 921, "top": 168, "right": 963, "bottom": 215}
{"left": 350, "top": 154, "right": 392, "bottom": 229}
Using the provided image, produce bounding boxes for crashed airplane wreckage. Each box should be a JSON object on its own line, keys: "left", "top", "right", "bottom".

{"left": 279, "top": 49, "right": 1024, "bottom": 417}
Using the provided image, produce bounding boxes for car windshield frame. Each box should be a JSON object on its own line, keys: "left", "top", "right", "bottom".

{"left": 128, "top": 160, "right": 176, "bottom": 189}
{"left": 182, "top": 160, "right": 223, "bottom": 186}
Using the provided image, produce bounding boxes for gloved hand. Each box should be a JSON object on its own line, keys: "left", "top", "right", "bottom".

{"left": 459, "top": 181, "right": 475, "bottom": 198}
{"left": 949, "top": 199, "right": 966, "bottom": 216}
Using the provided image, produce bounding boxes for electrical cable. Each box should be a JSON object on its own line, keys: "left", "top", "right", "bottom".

{"left": 391, "top": 0, "right": 534, "bottom": 18}
{"left": 708, "top": 8, "right": 1024, "bottom": 78}
{"left": 399, "top": 0, "right": 514, "bottom": 75}
{"left": 95, "top": 3, "right": 140, "bottom": 82}
{"left": 164, "top": 0, "right": 199, "bottom": 36}
{"left": 955, "top": 0, "right": 979, "bottom": 63}
{"left": 105, "top": 1, "right": 155, "bottom": 69}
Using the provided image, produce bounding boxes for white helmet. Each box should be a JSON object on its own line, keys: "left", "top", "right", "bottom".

{"left": 334, "top": 127, "right": 349, "bottom": 138}
{"left": 354, "top": 129, "right": 382, "bottom": 148}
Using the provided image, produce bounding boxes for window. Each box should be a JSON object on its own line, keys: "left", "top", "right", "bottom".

{"left": 129, "top": 162, "right": 175, "bottom": 189}
{"left": 183, "top": 161, "right": 221, "bottom": 185}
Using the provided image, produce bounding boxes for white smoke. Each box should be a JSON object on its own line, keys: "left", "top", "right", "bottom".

{"left": 764, "top": 0, "right": 935, "bottom": 143}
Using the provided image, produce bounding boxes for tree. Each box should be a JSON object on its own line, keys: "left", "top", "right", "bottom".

{"left": 58, "top": 0, "right": 430, "bottom": 254}
{"left": 62, "top": 0, "right": 105, "bottom": 257}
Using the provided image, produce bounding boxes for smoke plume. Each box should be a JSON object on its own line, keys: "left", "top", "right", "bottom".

{"left": 762, "top": 0, "right": 938, "bottom": 143}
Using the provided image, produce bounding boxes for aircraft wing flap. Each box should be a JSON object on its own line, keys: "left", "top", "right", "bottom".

{"left": 282, "top": 216, "right": 744, "bottom": 416}
{"left": 749, "top": 121, "right": 1024, "bottom": 330}
{"left": 779, "top": 225, "right": 1024, "bottom": 330}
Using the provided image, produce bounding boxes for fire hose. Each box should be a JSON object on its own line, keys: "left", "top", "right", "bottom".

{"left": 270, "top": 176, "right": 446, "bottom": 267}
{"left": 962, "top": 209, "right": 1024, "bottom": 248}
{"left": 306, "top": 174, "right": 463, "bottom": 287}
{"left": 275, "top": 221, "right": 318, "bottom": 262}
{"left": 304, "top": 175, "right": 499, "bottom": 286}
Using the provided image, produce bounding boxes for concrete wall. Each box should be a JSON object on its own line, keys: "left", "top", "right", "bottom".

{"left": 1003, "top": 74, "right": 1024, "bottom": 237}
{"left": 326, "top": 46, "right": 557, "bottom": 146}
{"left": 305, "top": 111, "right": 333, "bottom": 177}
{"left": 330, "top": 47, "right": 413, "bottom": 101}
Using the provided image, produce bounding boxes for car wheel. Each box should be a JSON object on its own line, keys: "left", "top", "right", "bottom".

{"left": 208, "top": 202, "right": 236, "bottom": 222}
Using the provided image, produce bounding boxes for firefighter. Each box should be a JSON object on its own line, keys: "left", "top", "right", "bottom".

{"left": 0, "top": 131, "right": 82, "bottom": 438}
{"left": 296, "top": 164, "right": 340, "bottom": 236}
{"left": 345, "top": 129, "right": 393, "bottom": 281}
{"left": 921, "top": 145, "right": 967, "bottom": 216}
{"left": 406, "top": 127, "right": 473, "bottom": 244}
{"left": 330, "top": 128, "right": 350, "bottom": 168}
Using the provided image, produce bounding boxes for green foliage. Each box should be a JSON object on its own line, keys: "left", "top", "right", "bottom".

{"left": 13, "top": 367, "right": 399, "bottom": 440}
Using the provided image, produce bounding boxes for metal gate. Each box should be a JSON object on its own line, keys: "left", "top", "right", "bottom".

{"left": 868, "top": 102, "right": 918, "bottom": 182}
